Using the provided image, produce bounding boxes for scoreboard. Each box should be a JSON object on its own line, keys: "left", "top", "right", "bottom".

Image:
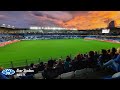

{"left": 102, "top": 29, "right": 110, "bottom": 33}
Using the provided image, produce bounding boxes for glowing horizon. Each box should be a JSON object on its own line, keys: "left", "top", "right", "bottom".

{"left": 0, "top": 11, "right": 120, "bottom": 30}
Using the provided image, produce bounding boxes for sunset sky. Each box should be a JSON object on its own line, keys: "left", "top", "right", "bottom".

{"left": 0, "top": 11, "right": 120, "bottom": 30}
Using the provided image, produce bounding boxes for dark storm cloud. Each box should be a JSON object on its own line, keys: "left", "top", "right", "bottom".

{"left": 0, "top": 11, "right": 89, "bottom": 28}
{"left": 31, "top": 11, "right": 73, "bottom": 21}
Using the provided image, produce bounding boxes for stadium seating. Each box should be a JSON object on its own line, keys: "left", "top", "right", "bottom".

{"left": 54, "top": 75, "right": 61, "bottom": 79}
{"left": 74, "top": 69, "right": 88, "bottom": 79}
{"left": 102, "top": 72, "right": 120, "bottom": 79}
{"left": 33, "top": 73, "right": 44, "bottom": 79}
{"left": 60, "top": 71, "right": 74, "bottom": 79}
{"left": 112, "top": 72, "right": 120, "bottom": 79}
{"left": 74, "top": 68, "right": 96, "bottom": 79}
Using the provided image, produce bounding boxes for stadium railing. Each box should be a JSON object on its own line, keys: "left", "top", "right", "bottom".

{"left": 0, "top": 51, "right": 101, "bottom": 69}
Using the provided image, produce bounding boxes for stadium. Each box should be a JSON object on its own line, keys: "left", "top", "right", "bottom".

{"left": 0, "top": 11, "right": 120, "bottom": 79}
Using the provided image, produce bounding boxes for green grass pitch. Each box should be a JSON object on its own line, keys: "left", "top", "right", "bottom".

{"left": 0, "top": 38, "right": 120, "bottom": 68}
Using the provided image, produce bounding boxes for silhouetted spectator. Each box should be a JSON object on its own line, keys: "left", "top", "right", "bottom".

{"left": 107, "top": 49, "right": 111, "bottom": 54}
{"left": 26, "top": 63, "right": 36, "bottom": 75}
{"left": 66, "top": 56, "right": 71, "bottom": 62}
{"left": 64, "top": 57, "right": 71, "bottom": 72}
{"left": 98, "top": 49, "right": 111, "bottom": 66}
{"left": 94, "top": 51, "right": 99, "bottom": 60}
{"left": 103, "top": 48, "right": 120, "bottom": 72}
{"left": 81, "top": 54, "right": 85, "bottom": 60}
{"left": 38, "top": 62, "right": 45, "bottom": 71}
{"left": 87, "top": 51, "right": 97, "bottom": 68}
{"left": 30, "top": 63, "right": 34, "bottom": 69}
{"left": 42, "top": 60, "right": 58, "bottom": 79}
{"left": 56, "top": 58, "right": 64, "bottom": 74}
{"left": 110, "top": 47, "right": 118, "bottom": 59}
{"left": 76, "top": 53, "right": 81, "bottom": 61}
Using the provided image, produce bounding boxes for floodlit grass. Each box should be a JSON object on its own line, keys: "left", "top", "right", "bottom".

{"left": 0, "top": 39, "right": 120, "bottom": 68}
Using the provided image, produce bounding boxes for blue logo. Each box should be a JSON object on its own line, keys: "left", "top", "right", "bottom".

{"left": 2, "top": 69, "right": 15, "bottom": 75}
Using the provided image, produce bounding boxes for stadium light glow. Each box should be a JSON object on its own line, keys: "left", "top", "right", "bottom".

{"left": 12, "top": 26, "right": 15, "bottom": 29}
{"left": 1, "top": 24, "right": 6, "bottom": 27}
{"left": 7, "top": 25, "right": 11, "bottom": 28}
{"left": 30, "top": 26, "right": 77, "bottom": 30}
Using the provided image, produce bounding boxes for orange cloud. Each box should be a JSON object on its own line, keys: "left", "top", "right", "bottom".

{"left": 61, "top": 11, "right": 120, "bottom": 30}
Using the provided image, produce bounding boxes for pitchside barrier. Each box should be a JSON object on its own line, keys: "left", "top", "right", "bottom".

{"left": 0, "top": 54, "right": 72, "bottom": 68}
{"left": 0, "top": 51, "right": 101, "bottom": 69}
{"left": 0, "top": 58, "right": 42, "bottom": 69}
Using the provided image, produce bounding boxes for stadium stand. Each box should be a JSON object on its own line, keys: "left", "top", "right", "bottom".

{"left": 0, "top": 27, "right": 120, "bottom": 79}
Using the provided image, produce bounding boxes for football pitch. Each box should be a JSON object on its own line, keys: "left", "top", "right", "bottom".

{"left": 0, "top": 39, "right": 120, "bottom": 68}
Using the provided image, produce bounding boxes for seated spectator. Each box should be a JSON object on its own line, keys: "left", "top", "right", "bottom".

{"left": 64, "top": 56, "right": 71, "bottom": 72}
{"left": 71, "top": 56, "right": 82, "bottom": 70}
{"left": 76, "top": 53, "right": 81, "bottom": 61}
{"left": 80, "top": 54, "right": 85, "bottom": 60}
{"left": 26, "top": 63, "right": 36, "bottom": 75}
{"left": 94, "top": 51, "right": 100, "bottom": 60}
{"left": 103, "top": 48, "right": 120, "bottom": 72}
{"left": 76, "top": 53, "right": 85, "bottom": 69}
{"left": 38, "top": 62, "right": 45, "bottom": 71}
{"left": 86, "top": 51, "right": 97, "bottom": 68}
{"left": 107, "top": 49, "right": 111, "bottom": 54}
{"left": 98, "top": 49, "right": 111, "bottom": 66}
{"left": 42, "top": 60, "right": 58, "bottom": 79}
{"left": 110, "top": 47, "right": 118, "bottom": 59}
{"left": 56, "top": 58, "right": 64, "bottom": 74}
{"left": 66, "top": 56, "right": 71, "bottom": 62}
{"left": 29, "top": 63, "right": 34, "bottom": 69}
